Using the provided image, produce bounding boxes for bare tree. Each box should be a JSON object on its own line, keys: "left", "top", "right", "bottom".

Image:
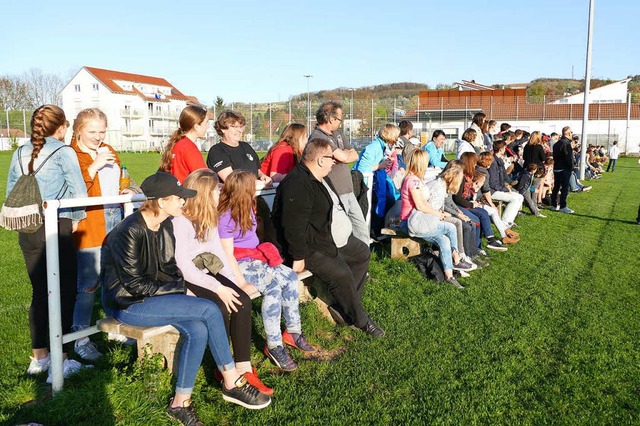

{"left": 0, "top": 76, "right": 31, "bottom": 110}
{"left": 23, "top": 68, "right": 64, "bottom": 106}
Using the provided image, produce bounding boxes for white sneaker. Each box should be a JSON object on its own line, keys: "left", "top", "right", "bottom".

{"left": 536, "top": 213, "right": 547, "bottom": 218}
{"left": 108, "top": 332, "right": 137, "bottom": 346}
{"left": 46, "top": 359, "right": 92, "bottom": 383}
{"left": 27, "top": 355, "right": 50, "bottom": 375}
{"left": 559, "top": 207, "right": 574, "bottom": 214}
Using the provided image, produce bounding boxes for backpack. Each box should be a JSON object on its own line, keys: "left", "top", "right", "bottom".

{"left": 1, "top": 145, "right": 67, "bottom": 233}
{"left": 409, "top": 250, "right": 446, "bottom": 283}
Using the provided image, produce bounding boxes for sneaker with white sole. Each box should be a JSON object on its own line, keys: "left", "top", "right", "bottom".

{"left": 446, "top": 277, "right": 465, "bottom": 289}
{"left": 46, "top": 359, "right": 92, "bottom": 383}
{"left": 74, "top": 340, "right": 102, "bottom": 362}
{"left": 453, "top": 260, "right": 476, "bottom": 272}
{"left": 222, "top": 376, "right": 271, "bottom": 410}
{"left": 487, "top": 239, "right": 508, "bottom": 252}
{"left": 536, "top": 213, "right": 547, "bottom": 218}
{"left": 559, "top": 207, "right": 574, "bottom": 214}
{"left": 27, "top": 354, "right": 50, "bottom": 375}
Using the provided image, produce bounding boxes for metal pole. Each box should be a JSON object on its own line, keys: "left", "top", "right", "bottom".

{"left": 5, "top": 109, "right": 9, "bottom": 139}
{"left": 23, "top": 109, "right": 27, "bottom": 141}
{"left": 625, "top": 92, "right": 631, "bottom": 153}
{"left": 250, "top": 103, "right": 253, "bottom": 142}
{"left": 579, "top": 0, "right": 595, "bottom": 180}
{"left": 289, "top": 99, "right": 292, "bottom": 124}
{"left": 44, "top": 200, "right": 64, "bottom": 393}
{"left": 394, "top": 98, "right": 397, "bottom": 124}
{"left": 304, "top": 75, "right": 313, "bottom": 131}
{"left": 269, "top": 103, "right": 272, "bottom": 142}
{"left": 371, "top": 99, "right": 374, "bottom": 140}
{"left": 350, "top": 89, "right": 354, "bottom": 144}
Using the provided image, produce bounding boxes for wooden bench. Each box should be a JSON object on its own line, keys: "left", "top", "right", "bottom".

{"left": 97, "top": 317, "right": 181, "bottom": 373}
{"left": 381, "top": 227, "right": 423, "bottom": 260}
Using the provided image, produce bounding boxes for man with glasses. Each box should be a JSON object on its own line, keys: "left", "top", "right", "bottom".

{"left": 272, "top": 139, "right": 385, "bottom": 337}
{"left": 309, "top": 101, "right": 369, "bottom": 244}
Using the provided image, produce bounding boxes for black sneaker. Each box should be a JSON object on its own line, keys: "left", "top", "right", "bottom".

{"left": 359, "top": 318, "right": 385, "bottom": 338}
{"left": 486, "top": 239, "right": 508, "bottom": 252}
{"left": 222, "top": 375, "right": 271, "bottom": 409}
{"left": 167, "top": 399, "right": 204, "bottom": 426}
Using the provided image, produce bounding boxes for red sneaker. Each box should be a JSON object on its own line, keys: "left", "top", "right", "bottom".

{"left": 282, "top": 331, "right": 316, "bottom": 353}
{"left": 244, "top": 368, "right": 274, "bottom": 396}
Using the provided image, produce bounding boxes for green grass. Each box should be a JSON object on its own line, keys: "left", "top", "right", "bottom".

{"left": 0, "top": 151, "right": 639, "bottom": 425}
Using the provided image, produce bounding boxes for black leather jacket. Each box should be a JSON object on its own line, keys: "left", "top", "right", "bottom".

{"left": 101, "top": 210, "right": 185, "bottom": 311}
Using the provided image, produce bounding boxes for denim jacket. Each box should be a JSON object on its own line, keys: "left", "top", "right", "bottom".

{"left": 6, "top": 137, "right": 87, "bottom": 222}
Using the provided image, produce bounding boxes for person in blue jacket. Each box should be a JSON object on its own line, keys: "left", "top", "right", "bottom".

{"left": 424, "top": 130, "right": 449, "bottom": 169}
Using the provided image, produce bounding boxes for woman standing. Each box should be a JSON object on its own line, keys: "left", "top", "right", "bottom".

{"left": 101, "top": 172, "right": 270, "bottom": 424}
{"left": 260, "top": 123, "right": 307, "bottom": 182}
{"left": 160, "top": 105, "right": 210, "bottom": 183}
{"left": 70, "top": 108, "right": 125, "bottom": 361}
{"left": 218, "top": 170, "right": 316, "bottom": 372}
{"left": 173, "top": 168, "right": 273, "bottom": 396}
{"left": 522, "top": 131, "right": 546, "bottom": 169}
{"left": 5, "top": 105, "right": 88, "bottom": 380}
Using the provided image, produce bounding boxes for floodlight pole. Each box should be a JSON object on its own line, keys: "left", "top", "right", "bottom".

{"left": 579, "top": 0, "right": 595, "bottom": 180}
{"left": 304, "top": 75, "right": 313, "bottom": 130}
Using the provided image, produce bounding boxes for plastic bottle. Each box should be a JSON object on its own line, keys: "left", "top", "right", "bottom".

{"left": 120, "top": 165, "right": 131, "bottom": 191}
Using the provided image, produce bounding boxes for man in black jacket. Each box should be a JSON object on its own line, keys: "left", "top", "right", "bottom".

{"left": 551, "top": 126, "right": 575, "bottom": 213}
{"left": 272, "top": 139, "right": 385, "bottom": 337}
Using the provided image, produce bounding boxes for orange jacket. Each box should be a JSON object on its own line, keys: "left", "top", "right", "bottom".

{"left": 71, "top": 140, "right": 122, "bottom": 249}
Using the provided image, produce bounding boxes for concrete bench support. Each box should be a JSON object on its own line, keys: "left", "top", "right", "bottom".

{"left": 97, "top": 317, "right": 181, "bottom": 373}
{"left": 381, "top": 227, "right": 423, "bottom": 260}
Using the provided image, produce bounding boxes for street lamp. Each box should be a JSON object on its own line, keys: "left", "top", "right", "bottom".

{"left": 304, "top": 74, "right": 313, "bottom": 130}
{"left": 349, "top": 88, "right": 355, "bottom": 144}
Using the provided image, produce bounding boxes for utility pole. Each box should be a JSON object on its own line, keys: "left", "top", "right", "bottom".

{"left": 304, "top": 75, "right": 313, "bottom": 130}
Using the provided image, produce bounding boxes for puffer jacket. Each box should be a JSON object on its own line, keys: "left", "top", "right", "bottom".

{"left": 101, "top": 210, "right": 185, "bottom": 311}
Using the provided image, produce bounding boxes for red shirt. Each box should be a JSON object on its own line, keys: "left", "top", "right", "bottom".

{"left": 260, "top": 142, "right": 295, "bottom": 176}
{"left": 171, "top": 136, "right": 207, "bottom": 183}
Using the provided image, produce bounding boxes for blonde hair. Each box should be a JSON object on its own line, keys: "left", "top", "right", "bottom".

{"left": 528, "top": 131, "right": 542, "bottom": 146}
{"left": 182, "top": 169, "right": 220, "bottom": 242}
{"left": 406, "top": 149, "right": 429, "bottom": 180}
{"left": 378, "top": 124, "right": 400, "bottom": 144}
{"left": 440, "top": 161, "right": 464, "bottom": 193}
{"left": 217, "top": 170, "right": 256, "bottom": 235}
{"left": 70, "top": 108, "right": 108, "bottom": 146}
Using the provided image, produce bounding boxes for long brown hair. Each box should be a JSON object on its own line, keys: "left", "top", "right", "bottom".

{"left": 263, "top": 123, "right": 307, "bottom": 163}
{"left": 160, "top": 105, "right": 209, "bottom": 172}
{"left": 217, "top": 170, "right": 256, "bottom": 235}
{"left": 182, "top": 169, "right": 220, "bottom": 242}
{"left": 70, "top": 108, "right": 108, "bottom": 146}
{"left": 460, "top": 152, "right": 478, "bottom": 178}
{"left": 29, "top": 105, "right": 67, "bottom": 173}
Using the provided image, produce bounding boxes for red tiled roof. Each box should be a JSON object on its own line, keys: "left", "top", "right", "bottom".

{"left": 84, "top": 66, "right": 193, "bottom": 102}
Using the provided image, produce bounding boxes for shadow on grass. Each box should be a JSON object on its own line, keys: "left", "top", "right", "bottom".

{"left": 569, "top": 213, "right": 639, "bottom": 225}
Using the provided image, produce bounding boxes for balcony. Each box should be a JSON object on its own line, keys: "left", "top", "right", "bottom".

{"left": 150, "top": 128, "right": 172, "bottom": 136}
{"left": 147, "top": 109, "right": 180, "bottom": 120}
{"left": 120, "top": 109, "right": 144, "bottom": 117}
{"left": 122, "top": 127, "right": 144, "bottom": 136}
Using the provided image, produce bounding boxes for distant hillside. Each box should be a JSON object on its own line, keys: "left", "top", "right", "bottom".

{"left": 290, "top": 77, "right": 640, "bottom": 103}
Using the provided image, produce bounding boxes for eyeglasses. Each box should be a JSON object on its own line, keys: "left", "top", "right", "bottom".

{"left": 332, "top": 116, "right": 342, "bottom": 122}
{"left": 322, "top": 155, "right": 334, "bottom": 160}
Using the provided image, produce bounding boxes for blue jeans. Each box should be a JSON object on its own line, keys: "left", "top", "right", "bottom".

{"left": 114, "top": 294, "right": 234, "bottom": 394}
{"left": 239, "top": 260, "right": 301, "bottom": 348}
{"left": 403, "top": 219, "right": 458, "bottom": 271}
{"left": 463, "top": 207, "right": 494, "bottom": 241}
{"left": 606, "top": 159, "right": 617, "bottom": 172}
{"left": 74, "top": 207, "right": 122, "bottom": 331}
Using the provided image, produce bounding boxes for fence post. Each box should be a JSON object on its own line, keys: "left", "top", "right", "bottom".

{"left": 625, "top": 92, "right": 631, "bottom": 154}
{"left": 542, "top": 95, "right": 546, "bottom": 122}
{"left": 44, "top": 200, "right": 64, "bottom": 394}
{"left": 490, "top": 96, "right": 493, "bottom": 119}
{"left": 440, "top": 97, "right": 443, "bottom": 124}
{"left": 371, "top": 99, "right": 374, "bottom": 140}
{"left": 515, "top": 96, "right": 519, "bottom": 122}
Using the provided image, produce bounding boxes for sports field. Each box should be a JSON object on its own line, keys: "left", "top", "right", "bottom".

{"left": 0, "top": 152, "right": 638, "bottom": 425}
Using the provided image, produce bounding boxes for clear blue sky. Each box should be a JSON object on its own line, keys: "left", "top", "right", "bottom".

{"left": 3, "top": 0, "right": 639, "bottom": 104}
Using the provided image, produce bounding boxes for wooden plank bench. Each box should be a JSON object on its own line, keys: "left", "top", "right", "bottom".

{"left": 380, "top": 227, "right": 423, "bottom": 260}
{"left": 97, "top": 317, "right": 181, "bottom": 373}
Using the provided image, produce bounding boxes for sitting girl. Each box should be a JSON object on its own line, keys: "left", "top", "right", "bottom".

{"left": 218, "top": 170, "right": 316, "bottom": 372}
{"left": 400, "top": 150, "right": 471, "bottom": 289}
{"left": 173, "top": 168, "right": 273, "bottom": 396}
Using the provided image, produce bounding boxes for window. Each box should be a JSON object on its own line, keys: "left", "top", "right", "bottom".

{"left": 74, "top": 84, "right": 81, "bottom": 92}
{"left": 92, "top": 83, "right": 99, "bottom": 91}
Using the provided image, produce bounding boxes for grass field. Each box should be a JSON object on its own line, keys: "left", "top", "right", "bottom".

{"left": 0, "top": 151, "right": 639, "bottom": 425}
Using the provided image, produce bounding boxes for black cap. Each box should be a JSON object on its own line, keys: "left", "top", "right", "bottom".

{"left": 140, "top": 172, "right": 197, "bottom": 200}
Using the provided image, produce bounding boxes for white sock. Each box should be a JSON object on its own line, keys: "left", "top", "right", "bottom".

{"left": 236, "top": 361, "right": 252, "bottom": 375}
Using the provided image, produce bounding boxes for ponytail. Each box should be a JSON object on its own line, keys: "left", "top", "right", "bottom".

{"left": 159, "top": 128, "right": 185, "bottom": 172}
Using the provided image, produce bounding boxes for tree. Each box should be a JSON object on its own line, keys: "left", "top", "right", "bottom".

{"left": 0, "top": 76, "right": 31, "bottom": 110}
{"left": 23, "top": 68, "right": 64, "bottom": 106}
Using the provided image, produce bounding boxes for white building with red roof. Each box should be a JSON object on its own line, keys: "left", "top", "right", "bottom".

{"left": 61, "top": 66, "right": 203, "bottom": 150}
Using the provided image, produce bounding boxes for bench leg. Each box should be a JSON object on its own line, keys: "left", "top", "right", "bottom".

{"left": 138, "top": 331, "right": 181, "bottom": 374}
{"left": 391, "top": 237, "right": 422, "bottom": 260}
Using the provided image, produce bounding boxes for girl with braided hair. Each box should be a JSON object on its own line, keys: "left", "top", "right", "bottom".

{"left": 6, "top": 105, "right": 88, "bottom": 381}
{"left": 159, "top": 105, "right": 211, "bottom": 183}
